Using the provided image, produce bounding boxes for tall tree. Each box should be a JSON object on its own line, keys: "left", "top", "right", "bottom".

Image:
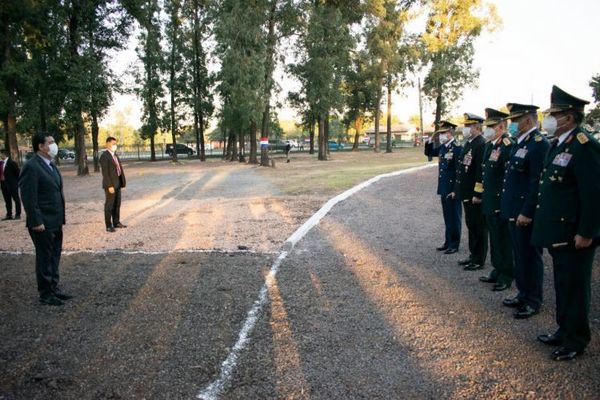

{"left": 421, "top": 0, "right": 499, "bottom": 129}
{"left": 586, "top": 74, "right": 600, "bottom": 128}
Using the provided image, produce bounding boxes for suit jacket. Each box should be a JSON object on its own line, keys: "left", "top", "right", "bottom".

{"left": 532, "top": 128, "right": 600, "bottom": 247}
{"left": 500, "top": 129, "right": 549, "bottom": 220}
{"left": 454, "top": 134, "right": 485, "bottom": 201}
{"left": 18, "top": 154, "right": 65, "bottom": 231}
{"left": 436, "top": 140, "right": 462, "bottom": 197}
{"left": 2, "top": 158, "right": 20, "bottom": 190}
{"left": 473, "top": 134, "right": 514, "bottom": 215}
{"left": 100, "top": 150, "right": 126, "bottom": 190}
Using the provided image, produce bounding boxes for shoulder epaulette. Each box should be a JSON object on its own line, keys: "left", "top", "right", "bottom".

{"left": 502, "top": 138, "right": 511, "bottom": 146}
{"left": 534, "top": 135, "right": 543, "bottom": 142}
{"left": 577, "top": 132, "right": 589, "bottom": 144}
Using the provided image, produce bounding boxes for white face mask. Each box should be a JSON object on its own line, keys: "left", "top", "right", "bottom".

{"left": 482, "top": 127, "right": 496, "bottom": 140}
{"left": 48, "top": 143, "right": 59, "bottom": 158}
{"left": 542, "top": 115, "right": 566, "bottom": 136}
{"left": 111, "top": 144, "right": 118, "bottom": 152}
{"left": 462, "top": 127, "right": 471, "bottom": 140}
{"left": 438, "top": 133, "right": 449, "bottom": 144}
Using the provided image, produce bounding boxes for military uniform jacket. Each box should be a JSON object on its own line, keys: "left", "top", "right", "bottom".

{"left": 435, "top": 139, "right": 462, "bottom": 197}
{"left": 454, "top": 135, "right": 485, "bottom": 201}
{"left": 473, "top": 134, "right": 514, "bottom": 215}
{"left": 500, "top": 129, "right": 549, "bottom": 220}
{"left": 531, "top": 128, "right": 600, "bottom": 247}
{"left": 18, "top": 154, "right": 66, "bottom": 231}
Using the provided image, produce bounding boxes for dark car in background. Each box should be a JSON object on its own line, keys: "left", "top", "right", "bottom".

{"left": 58, "top": 149, "right": 75, "bottom": 159}
{"left": 166, "top": 143, "right": 195, "bottom": 156}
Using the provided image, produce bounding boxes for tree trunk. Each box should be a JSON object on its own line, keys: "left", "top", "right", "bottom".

{"left": 249, "top": 121, "right": 258, "bottom": 164}
{"left": 74, "top": 113, "right": 89, "bottom": 175}
{"left": 374, "top": 88, "right": 381, "bottom": 153}
{"left": 318, "top": 114, "right": 327, "bottom": 161}
{"left": 352, "top": 116, "right": 362, "bottom": 151}
{"left": 260, "top": 102, "right": 271, "bottom": 167}
{"left": 434, "top": 83, "right": 443, "bottom": 130}
{"left": 91, "top": 110, "right": 100, "bottom": 172}
{"left": 309, "top": 118, "right": 315, "bottom": 154}
{"left": 227, "top": 129, "right": 236, "bottom": 161}
{"left": 386, "top": 81, "right": 392, "bottom": 153}
{"left": 325, "top": 114, "right": 330, "bottom": 156}
{"left": 238, "top": 129, "right": 245, "bottom": 162}
{"left": 150, "top": 134, "right": 156, "bottom": 161}
{"left": 170, "top": 61, "right": 178, "bottom": 162}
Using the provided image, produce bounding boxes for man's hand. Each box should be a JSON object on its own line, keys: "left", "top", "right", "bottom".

{"left": 108, "top": 187, "right": 115, "bottom": 194}
{"left": 574, "top": 235, "right": 593, "bottom": 250}
{"left": 447, "top": 192, "right": 455, "bottom": 199}
{"left": 472, "top": 196, "right": 482, "bottom": 204}
{"left": 516, "top": 214, "right": 532, "bottom": 227}
{"left": 32, "top": 224, "right": 45, "bottom": 232}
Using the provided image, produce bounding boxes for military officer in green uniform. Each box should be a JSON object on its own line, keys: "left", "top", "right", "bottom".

{"left": 532, "top": 86, "right": 600, "bottom": 361}
{"left": 473, "top": 109, "right": 515, "bottom": 289}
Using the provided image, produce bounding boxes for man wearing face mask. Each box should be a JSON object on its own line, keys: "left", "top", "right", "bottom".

{"left": 532, "top": 86, "right": 600, "bottom": 361}
{"left": 425, "top": 121, "right": 463, "bottom": 254}
{"left": 473, "top": 109, "right": 515, "bottom": 290}
{"left": 19, "top": 133, "right": 71, "bottom": 306}
{"left": 451, "top": 113, "right": 487, "bottom": 269}
{"left": 500, "top": 103, "right": 550, "bottom": 316}
{"left": 100, "top": 137, "right": 127, "bottom": 233}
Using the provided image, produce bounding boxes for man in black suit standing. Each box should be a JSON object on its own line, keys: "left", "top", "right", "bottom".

{"left": 19, "top": 133, "right": 72, "bottom": 306}
{"left": 0, "top": 148, "right": 21, "bottom": 220}
{"left": 100, "top": 137, "right": 127, "bottom": 232}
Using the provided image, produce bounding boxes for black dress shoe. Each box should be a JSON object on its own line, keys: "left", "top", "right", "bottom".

{"left": 537, "top": 333, "right": 562, "bottom": 346}
{"left": 106, "top": 227, "right": 116, "bottom": 232}
{"left": 114, "top": 223, "right": 127, "bottom": 228}
{"left": 502, "top": 297, "right": 523, "bottom": 307}
{"left": 513, "top": 304, "right": 539, "bottom": 319}
{"left": 464, "top": 263, "right": 483, "bottom": 271}
{"left": 444, "top": 248, "right": 458, "bottom": 254}
{"left": 436, "top": 245, "right": 448, "bottom": 251}
{"left": 458, "top": 258, "right": 472, "bottom": 266}
{"left": 39, "top": 295, "right": 64, "bottom": 306}
{"left": 492, "top": 283, "right": 510, "bottom": 291}
{"left": 14, "top": 215, "right": 21, "bottom": 220}
{"left": 552, "top": 347, "right": 582, "bottom": 361}
{"left": 479, "top": 275, "right": 497, "bottom": 283}
{"left": 54, "top": 292, "right": 74, "bottom": 301}
{"left": 2, "top": 215, "right": 13, "bottom": 221}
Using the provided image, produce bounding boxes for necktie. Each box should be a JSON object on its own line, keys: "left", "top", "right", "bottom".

{"left": 0, "top": 160, "right": 4, "bottom": 181}
{"left": 49, "top": 162, "right": 60, "bottom": 183}
{"left": 112, "top": 154, "right": 121, "bottom": 176}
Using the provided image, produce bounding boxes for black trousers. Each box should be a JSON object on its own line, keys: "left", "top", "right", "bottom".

{"left": 463, "top": 201, "right": 488, "bottom": 265}
{"left": 1, "top": 181, "right": 21, "bottom": 217}
{"left": 485, "top": 212, "right": 513, "bottom": 285}
{"left": 104, "top": 187, "right": 122, "bottom": 228}
{"left": 549, "top": 246, "right": 596, "bottom": 352}
{"left": 441, "top": 196, "right": 462, "bottom": 250}
{"left": 508, "top": 222, "right": 544, "bottom": 309}
{"left": 28, "top": 228, "right": 63, "bottom": 298}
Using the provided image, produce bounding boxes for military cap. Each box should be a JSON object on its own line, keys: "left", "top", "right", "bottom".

{"left": 482, "top": 108, "right": 509, "bottom": 126}
{"left": 506, "top": 103, "right": 539, "bottom": 119}
{"left": 434, "top": 120, "right": 457, "bottom": 133}
{"left": 543, "top": 85, "right": 590, "bottom": 113}
{"left": 463, "top": 113, "right": 484, "bottom": 125}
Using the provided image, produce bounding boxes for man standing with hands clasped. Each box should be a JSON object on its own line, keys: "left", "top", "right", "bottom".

{"left": 19, "top": 133, "right": 72, "bottom": 306}
{"left": 1, "top": 148, "right": 22, "bottom": 220}
{"left": 532, "top": 86, "right": 600, "bottom": 361}
{"left": 100, "top": 137, "right": 127, "bottom": 233}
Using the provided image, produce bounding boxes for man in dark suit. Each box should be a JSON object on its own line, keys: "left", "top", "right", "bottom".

{"left": 500, "top": 103, "right": 550, "bottom": 315}
{"left": 532, "top": 86, "right": 600, "bottom": 361}
{"left": 473, "top": 109, "right": 515, "bottom": 289}
{"left": 100, "top": 136, "right": 127, "bottom": 232}
{"left": 424, "top": 121, "right": 463, "bottom": 254}
{"left": 0, "top": 148, "right": 21, "bottom": 220}
{"left": 19, "top": 133, "right": 72, "bottom": 306}
{"left": 452, "top": 113, "right": 488, "bottom": 270}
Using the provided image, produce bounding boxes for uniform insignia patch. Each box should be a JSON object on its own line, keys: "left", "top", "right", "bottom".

{"left": 552, "top": 152, "right": 572, "bottom": 167}
{"left": 535, "top": 135, "right": 542, "bottom": 142}
{"left": 489, "top": 149, "right": 500, "bottom": 162}
{"left": 577, "top": 132, "right": 589, "bottom": 144}
{"left": 515, "top": 148, "right": 528, "bottom": 158}
{"left": 502, "top": 138, "right": 511, "bottom": 146}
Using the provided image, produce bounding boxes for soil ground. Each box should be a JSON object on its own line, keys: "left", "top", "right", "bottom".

{"left": 1, "top": 151, "right": 598, "bottom": 399}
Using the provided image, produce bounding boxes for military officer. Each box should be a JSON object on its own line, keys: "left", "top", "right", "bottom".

{"left": 532, "top": 86, "right": 600, "bottom": 361}
{"left": 473, "top": 109, "right": 514, "bottom": 289}
{"left": 452, "top": 113, "right": 488, "bottom": 270}
{"left": 424, "top": 121, "right": 463, "bottom": 254}
{"left": 500, "top": 103, "right": 550, "bottom": 316}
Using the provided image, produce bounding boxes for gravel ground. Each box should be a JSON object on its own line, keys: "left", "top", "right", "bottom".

{"left": 1, "top": 163, "right": 599, "bottom": 399}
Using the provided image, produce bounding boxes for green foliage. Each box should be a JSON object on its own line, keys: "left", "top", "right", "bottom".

{"left": 586, "top": 74, "right": 600, "bottom": 128}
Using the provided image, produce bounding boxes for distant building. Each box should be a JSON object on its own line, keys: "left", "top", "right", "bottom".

{"left": 364, "top": 123, "right": 420, "bottom": 145}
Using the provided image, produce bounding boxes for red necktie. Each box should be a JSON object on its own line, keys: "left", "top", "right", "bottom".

{"left": 112, "top": 154, "right": 121, "bottom": 176}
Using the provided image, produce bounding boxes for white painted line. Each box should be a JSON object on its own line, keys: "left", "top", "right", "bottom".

{"left": 197, "top": 163, "right": 435, "bottom": 400}
{"left": 0, "top": 249, "right": 277, "bottom": 256}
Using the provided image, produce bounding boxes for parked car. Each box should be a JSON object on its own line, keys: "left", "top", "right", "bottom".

{"left": 328, "top": 140, "right": 345, "bottom": 150}
{"left": 166, "top": 143, "right": 195, "bottom": 156}
{"left": 268, "top": 140, "right": 289, "bottom": 151}
{"left": 58, "top": 149, "right": 75, "bottom": 159}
